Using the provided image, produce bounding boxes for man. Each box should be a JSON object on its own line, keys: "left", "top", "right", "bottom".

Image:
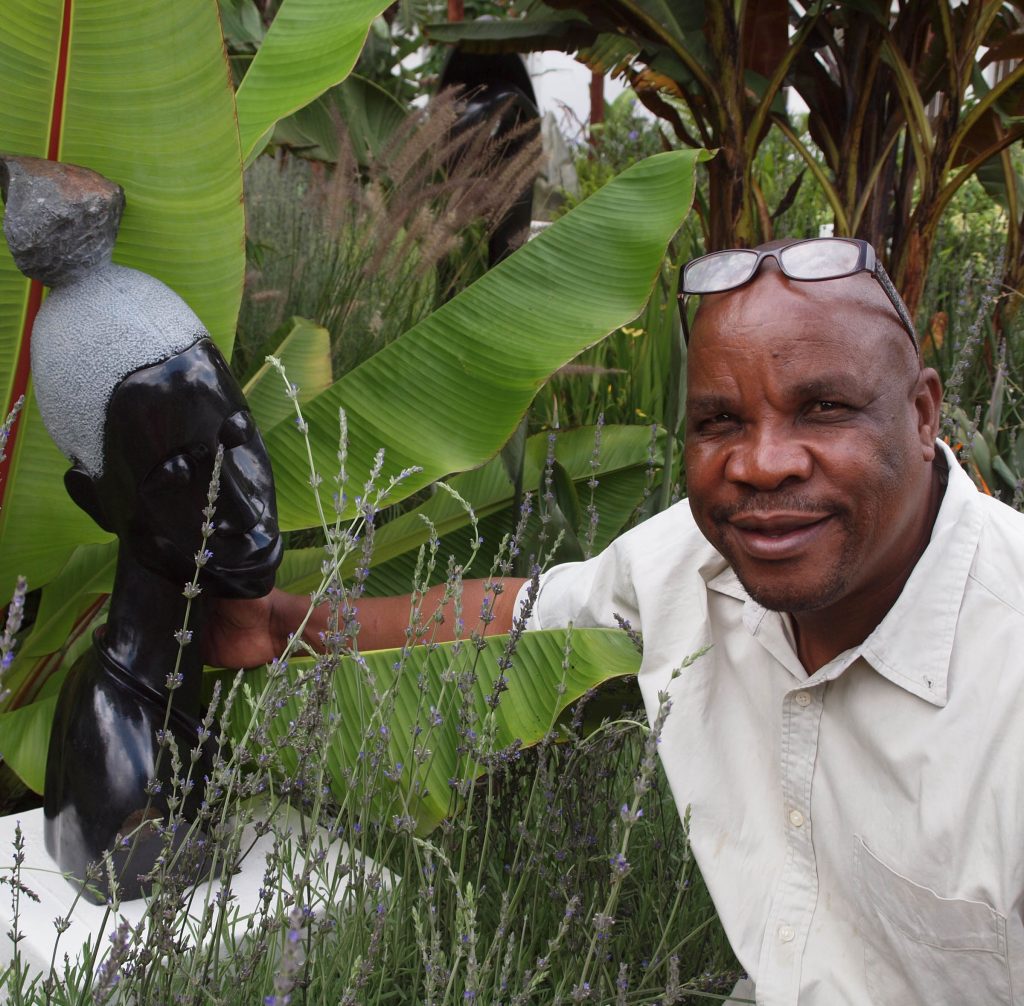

{"left": 208, "top": 238, "right": 1024, "bottom": 1004}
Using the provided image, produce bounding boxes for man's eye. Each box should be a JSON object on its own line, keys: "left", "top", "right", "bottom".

{"left": 145, "top": 455, "right": 195, "bottom": 493}
{"left": 700, "top": 413, "right": 738, "bottom": 430}
{"left": 810, "top": 400, "right": 845, "bottom": 414}
{"left": 220, "top": 411, "right": 255, "bottom": 449}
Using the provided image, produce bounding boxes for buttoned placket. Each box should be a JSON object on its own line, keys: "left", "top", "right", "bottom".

{"left": 754, "top": 681, "right": 825, "bottom": 1005}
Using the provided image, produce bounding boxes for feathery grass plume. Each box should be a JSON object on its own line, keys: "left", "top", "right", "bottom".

{"left": 236, "top": 86, "right": 542, "bottom": 380}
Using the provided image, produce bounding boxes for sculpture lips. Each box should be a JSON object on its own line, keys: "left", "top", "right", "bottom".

{"left": 727, "top": 512, "right": 834, "bottom": 560}
{"left": 209, "top": 527, "right": 282, "bottom": 576}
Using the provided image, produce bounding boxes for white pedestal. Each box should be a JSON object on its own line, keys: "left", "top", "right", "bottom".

{"left": 0, "top": 805, "right": 376, "bottom": 980}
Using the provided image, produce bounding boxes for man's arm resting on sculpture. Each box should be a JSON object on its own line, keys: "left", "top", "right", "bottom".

{"left": 202, "top": 578, "right": 530, "bottom": 668}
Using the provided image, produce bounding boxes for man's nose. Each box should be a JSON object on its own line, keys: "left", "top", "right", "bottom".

{"left": 723, "top": 424, "right": 813, "bottom": 491}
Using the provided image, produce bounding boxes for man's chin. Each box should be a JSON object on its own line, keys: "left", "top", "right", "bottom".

{"left": 736, "top": 570, "right": 847, "bottom": 614}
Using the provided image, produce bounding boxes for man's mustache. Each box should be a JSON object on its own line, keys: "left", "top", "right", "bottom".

{"left": 708, "top": 493, "right": 848, "bottom": 523}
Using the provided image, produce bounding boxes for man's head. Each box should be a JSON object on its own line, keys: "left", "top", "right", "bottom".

{"left": 64, "top": 340, "right": 282, "bottom": 599}
{"left": 683, "top": 241, "right": 942, "bottom": 616}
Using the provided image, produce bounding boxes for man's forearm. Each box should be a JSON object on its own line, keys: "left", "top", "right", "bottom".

{"left": 272, "top": 577, "right": 530, "bottom": 655}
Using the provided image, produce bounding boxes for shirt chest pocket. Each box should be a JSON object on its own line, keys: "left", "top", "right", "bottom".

{"left": 855, "top": 838, "right": 1013, "bottom": 1006}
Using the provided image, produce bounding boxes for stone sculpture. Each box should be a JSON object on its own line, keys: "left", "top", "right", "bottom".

{"left": 441, "top": 49, "right": 539, "bottom": 267}
{"left": 0, "top": 156, "right": 282, "bottom": 902}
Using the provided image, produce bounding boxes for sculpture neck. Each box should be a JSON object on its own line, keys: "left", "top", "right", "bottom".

{"left": 100, "top": 548, "right": 206, "bottom": 720}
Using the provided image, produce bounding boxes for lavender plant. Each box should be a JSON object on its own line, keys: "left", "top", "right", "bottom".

{"left": 0, "top": 366, "right": 738, "bottom": 1003}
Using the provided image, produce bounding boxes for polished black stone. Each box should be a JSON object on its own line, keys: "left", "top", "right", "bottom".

{"left": 45, "top": 339, "right": 281, "bottom": 903}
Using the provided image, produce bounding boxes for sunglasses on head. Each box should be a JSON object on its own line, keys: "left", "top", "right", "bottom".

{"left": 679, "top": 238, "right": 918, "bottom": 348}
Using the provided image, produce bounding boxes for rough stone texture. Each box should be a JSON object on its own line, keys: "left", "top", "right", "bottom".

{"left": 0, "top": 155, "right": 125, "bottom": 286}
{"left": 32, "top": 262, "right": 206, "bottom": 475}
{"left": 0, "top": 156, "right": 207, "bottom": 475}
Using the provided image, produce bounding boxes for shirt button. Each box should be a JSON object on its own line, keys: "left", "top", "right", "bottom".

{"left": 795, "top": 691, "right": 811, "bottom": 706}
{"left": 778, "top": 925, "right": 796, "bottom": 943}
{"left": 789, "top": 809, "right": 805, "bottom": 828}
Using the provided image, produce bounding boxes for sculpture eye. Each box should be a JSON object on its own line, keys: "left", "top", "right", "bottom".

{"left": 220, "top": 410, "right": 255, "bottom": 449}
{"left": 145, "top": 454, "right": 195, "bottom": 493}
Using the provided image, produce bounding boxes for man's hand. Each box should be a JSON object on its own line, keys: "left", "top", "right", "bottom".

{"left": 202, "top": 588, "right": 288, "bottom": 668}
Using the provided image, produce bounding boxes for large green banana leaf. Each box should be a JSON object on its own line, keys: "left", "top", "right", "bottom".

{"left": 235, "top": 0, "right": 393, "bottom": 166}
{"left": 0, "top": 0, "right": 245, "bottom": 600}
{"left": 242, "top": 316, "right": 334, "bottom": 433}
{"left": 223, "top": 627, "right": 643, "bottom": 835}
{"left": 265, "top": 148, "right": 709, "bottom": 531}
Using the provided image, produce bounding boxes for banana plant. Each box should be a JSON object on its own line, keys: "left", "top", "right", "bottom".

{"left": 0, "top": 0, "right": 708, "bottom": 794}
{"left": 426, "top": 0, "right": 820, "bottom": 250}
{"left": 780, "top": 0, "right": 1024, "bottom": 318}
{"left": 429, "top": 0, "right": 1024, "bottom": 321}
{"left": 220, "top": 627, "right": 645, "bottom": 836}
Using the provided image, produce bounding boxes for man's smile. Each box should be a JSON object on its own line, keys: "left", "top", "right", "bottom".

{"left": 725, "top": 511, "right": 835, "bottom": 560}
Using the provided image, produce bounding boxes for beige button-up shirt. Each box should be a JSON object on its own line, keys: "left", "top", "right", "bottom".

{"left": 524, "top": 443, "right": 1024, "bottom": 1004}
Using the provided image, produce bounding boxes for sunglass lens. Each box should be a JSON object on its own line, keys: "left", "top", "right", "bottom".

{"left": 780, "top": 239, "right": 861, "bottom": 279}
{"left": 684, "top": 250, "right": 759, "bottom": 293}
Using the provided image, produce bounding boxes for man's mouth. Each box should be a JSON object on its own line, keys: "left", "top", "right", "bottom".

{"left": 726, "top": 512, "right": 834, "bottom": 560}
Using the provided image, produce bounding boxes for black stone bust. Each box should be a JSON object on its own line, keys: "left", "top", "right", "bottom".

{"left": 0, "top": 156, "right": 281, "bottom": 902}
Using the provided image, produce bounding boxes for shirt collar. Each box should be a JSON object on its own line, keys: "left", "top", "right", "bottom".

{"left": 707, "top": 442, "right": 984, "bottom": 706}
{"left": 857, "top": 441, "right": 983, "bottom": 707}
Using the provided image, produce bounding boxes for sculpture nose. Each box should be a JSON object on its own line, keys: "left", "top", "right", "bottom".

{"left": 215, "top": 449, "right": 271, "bottom": 535}
{"left": 218, "top": 489, "right": 265, "bottom": 535}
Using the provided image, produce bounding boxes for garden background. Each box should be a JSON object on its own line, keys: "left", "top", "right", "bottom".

{"left": 0, "top": 1, "right": 1022, "bottom": 1002}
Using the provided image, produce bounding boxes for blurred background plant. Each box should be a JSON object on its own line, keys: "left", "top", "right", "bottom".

{"left": 234, "top": 87, "right": 542, "bottom": 381}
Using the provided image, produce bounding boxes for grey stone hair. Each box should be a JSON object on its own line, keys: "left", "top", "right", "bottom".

{"left": 31, "top": 262, "right": 207, "bottom": 476}
{"left": 0, "top": 155, "right": 209, "bottom": 477}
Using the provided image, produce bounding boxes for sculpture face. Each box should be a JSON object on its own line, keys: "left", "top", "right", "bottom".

{"left": 67, "top": 340, "right": 282, "bottom": 598}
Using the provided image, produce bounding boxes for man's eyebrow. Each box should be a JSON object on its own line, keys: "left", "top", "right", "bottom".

{"left": 790, "top": 376, "right": 866, "bottom": 400}
{"left": 687, "top": 394, "right": 736, "bottom": 415}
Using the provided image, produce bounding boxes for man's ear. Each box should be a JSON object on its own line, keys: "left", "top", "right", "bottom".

{"left": 914, "top": 367, "right": 943, "bottom": 461}
{"left": 64, "top": 465, "right": 114, "bottom": 532}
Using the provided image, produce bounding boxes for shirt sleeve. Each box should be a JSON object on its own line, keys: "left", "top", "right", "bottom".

{"left": 511, "top": 499, "right": 714, "bottom": 642}
{"left": 514, "top": 536, "right": 642, "bottom": 634}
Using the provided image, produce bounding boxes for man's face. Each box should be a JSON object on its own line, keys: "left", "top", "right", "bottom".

{"left": 684, "top": 266, "right": 940, "bottom": 615}
{"left": 91, "top": 340, "right": 282, "bottom": 598}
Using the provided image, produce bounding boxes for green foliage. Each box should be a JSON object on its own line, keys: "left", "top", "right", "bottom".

{"left": 569, "top": 93, "right": 670, "bottom": 205}
{"left": 0, "top": 0, "right": 706, "bottom": 807}
{"left": 276, "top": 424, "right": 664, "bottom": 597}
{"left": 233, "top": 0, "right": 392, "bottom": 166}
{"left": 236, "top": 84, "right": 543, "bottom": 380}
{"left": 224, "top": 628, "right": 642, "bottom": 834}
{"left": 262, "top": 149, "right": 708, "bottom": 533}
{"left": 0, "top": 0, "right": 247, "bottom": 601}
